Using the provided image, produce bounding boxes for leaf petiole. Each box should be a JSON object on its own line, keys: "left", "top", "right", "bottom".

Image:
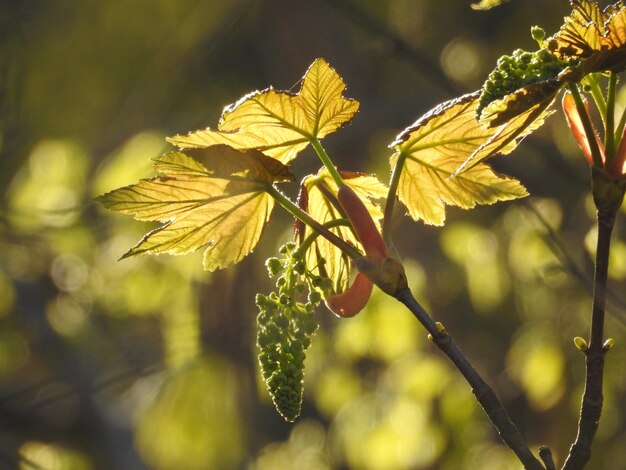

{"left": 604, "top": 72, "right": 617, "bottom": 163}
{"left": 582, "top": 73, "right": 607, "bottom": 127}
{"left": 267, "top": 185, "right": 361, "bottom": 259}
{"left": 295, "top": 218, "right": 351, "bottom": 257}
{"left": 311, "top": 138, "right": 344, "bottom": 188}
{"left": 383, "top": 150, "right": 408, "bottom": 245}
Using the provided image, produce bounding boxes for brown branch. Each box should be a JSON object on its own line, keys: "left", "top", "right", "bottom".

{"left": 562, "top": 209, "right": 615, "bottom": 470}
{"left": 395, "top": 288, "right": 545, "bottom": 470}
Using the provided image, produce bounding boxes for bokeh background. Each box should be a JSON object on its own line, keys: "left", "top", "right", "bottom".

{"left": 1, "top": 0, "right": 625, "bottom": 468}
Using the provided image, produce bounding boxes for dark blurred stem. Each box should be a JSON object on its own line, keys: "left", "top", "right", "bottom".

{"left": 562, "top": 209, "right": 615, "bottom": 470}
{"left": 395, "top": 289, "right": 545, "bottom": 470}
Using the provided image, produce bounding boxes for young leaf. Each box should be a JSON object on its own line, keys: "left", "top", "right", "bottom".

{"left": 96, "top": 145, "right": 293, "bottom": 271}
{"left": 547, "top": 0, "right": 626, "bottom": 75}
{"left": 390, "top": 93, "right": 529, "bottom": 226}
{"left": 299, "top": 168, "right": 387, "bottom": 292}
{"left": 167, "top": 59, "right": 359, "bottom": 164}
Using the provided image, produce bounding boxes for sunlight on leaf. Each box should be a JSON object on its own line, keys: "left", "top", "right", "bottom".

{"left": 471, "top": 0, "right": 508, "bottom": 11}
{"left": 390, "top": 93, "right": 529, "bottom": 226}
{"left": 299, "top": 168, "right": 387, "bottom": 292}
{"left": 167, "top": 59, "right": 359, "bottom": 163}
{"left": 479, "top": 78, "right": 560, "bottom": 127}
{"left": 547, "top": 0, "right": 626, "bottom": 75}
{"left": 97, "top": 145, "right": 293, "bottom": 271}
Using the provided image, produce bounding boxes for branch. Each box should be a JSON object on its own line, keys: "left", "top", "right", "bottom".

{"left": 562, "top": 208, "right": 615, "bottom": 470}
{"left": 395, "top": 288, "right": 546, "bottom": 470}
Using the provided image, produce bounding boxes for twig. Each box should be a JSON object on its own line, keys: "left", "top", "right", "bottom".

{"left": 395, "top": 288, "right": 545, "bottom": 470}
{"left": 562, "top": 209, "right": 615, "bottom": 469}
{"left": 539, "top": 446, "right": 556, "bottom": 470}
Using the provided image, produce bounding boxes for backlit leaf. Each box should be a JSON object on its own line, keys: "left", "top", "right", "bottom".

{"left": 547, "top": 0, "right": 626, "bottom": 74}
{"left": 478, "top": 78, "right": 560, "bottom": 128}
{"left": 390, "top": 93, "right": 529, "bottom": 226}
{"left": 97, "top": 145, "right": 293, "bottom": 271}
{"left": 299, "top": 169, "right": 387, "bottom": 292}
{"left": 471, "top": 0, "right": 508, "bottom": 10}
{"left": 167, "top": 59, "right": 359, "bottom": 164}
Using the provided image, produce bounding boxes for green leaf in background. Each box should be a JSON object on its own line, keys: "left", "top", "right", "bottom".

{"left": 96, "top": 144, "right": 293, "bottom": 271}
{"left": 471, "top": 0, "right": 509, "bottom": 11}
{"left": 390, "top": 93, "right": 530, "bottom": 226}
{"left": 167, "top": 59, "right": 360, "bottom": 164}
{"left": 299, "top": 168, "right": 387, "bottom": 293}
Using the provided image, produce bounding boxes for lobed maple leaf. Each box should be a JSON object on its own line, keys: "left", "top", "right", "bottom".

{"left": 97, "top": 145, "right": 293, "bottom": 271}
{"left": 167, "top": 59, "right": 359, "bottom": 164}
{"left": 390, "top": 93, "right": 531, "bottom": 226}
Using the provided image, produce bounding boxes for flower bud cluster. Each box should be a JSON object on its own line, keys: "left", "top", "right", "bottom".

{"left": 256, "top": 242, "right": 330, "bottom": 421}
{"left": 478, "top": 48, "right": 573, "bottom": 118}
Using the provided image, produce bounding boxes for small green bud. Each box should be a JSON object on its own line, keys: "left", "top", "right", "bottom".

{"left": 275, "top": 314, "right": 289, "bottom": 329}
{"left": 293, "top": 261, "right": 305, "bottom": 275}
{"left": 531, "top": 26, "right": 546, "bottom": 44}
{"left": 266, "top": 257, "right": 284, "bottom": 277}
{"left": 308, "top": 290, "right": 322, "bottom": 304}
{"left": 603, "top": 338, "right": 615, "bottom": 350}
{"left": 574, "top": 336, "right": 588, "bottom": 352}
{"left": 435, "top": 322, "right": 447, "bottom": 335}
{"left": 301, "top": 315, "right": 318, "bottom": 335}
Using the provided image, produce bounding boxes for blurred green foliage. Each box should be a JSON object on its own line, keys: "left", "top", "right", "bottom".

{"left": 1, "top": 0, "right": 625, "bottom": 469}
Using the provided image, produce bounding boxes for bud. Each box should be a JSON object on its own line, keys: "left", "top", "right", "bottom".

{"left": 574, "top": 336, "right": 588, "bottom": 352}
{"left": 603, "top": 338, "right": 615, "bottom": 351}
{"left": 531, "top": 26, "right": 546, "bottom": 44}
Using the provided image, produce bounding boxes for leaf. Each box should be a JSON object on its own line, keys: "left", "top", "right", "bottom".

{"left": 547, "top": 0, "right": 626, "bottom": 74}
{"left": 471, "top": 0, "right": 508, "bottom": 10}
{"left": 167, "top": 59, "right": 359, "bottom": 164}
{"left": 390, "top": 93, "right": 530, "bottom": 226}
{"left": 478, "top": 77, "right": 560, "bottom": 127}
{"left": 97, "top": 145, "right": 293, "bottom": 271}
{"left": 299, "top": 168, "right": 387, "bottom": 292}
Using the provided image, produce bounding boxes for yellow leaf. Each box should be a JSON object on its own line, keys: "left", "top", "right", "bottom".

{"left": 471, "top": 0, "right": 508, "bottom": 10}
{"left": 478, "top": 79, "right": 559, "bottom": 128}
{"left": 97, "top": 145, "right": 293, "bottom": 271}
{"left": 167, "top": 59, "right": 359, "bottom": 164}
{"left": 390, "top": 93, "right": 529, "bottom": 226}
{"left": 300, "top": 168, "right": 387, "bottom": 292}
{"left": 547, "top": 0, "right": 626, "bottom": 74}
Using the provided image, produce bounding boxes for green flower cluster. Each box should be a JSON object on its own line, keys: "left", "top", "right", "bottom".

{"left": 256, "top": 242, "right": 331, "bottom": 421}
{"left": 477, "top": 48, "right": 572, "bottom": 118}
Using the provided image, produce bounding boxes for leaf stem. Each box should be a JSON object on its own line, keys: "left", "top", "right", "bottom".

{"left": 395, "top": 289, "right": 545, "bottom": 470}
{"left": 567, "top": 83, "right": 604, "bottom": 169}
{"left": 295, "top": 218, "right": 351, "bottom": 257}
{"left": 604, "top": 72, "right": 617, "bottom": 163}
{"left": 383, "top": 150, "right": 408, "bottom": 245}
{"left": 615, "top": 105, "right": 626, "bottom": 144}
{"left": 311, "top": 138, "right": 344, "bottom": 188}
{"left": 562, "top": 208, "right": 615, "bottom": 470}
{"left": 583, "top": 74, "right": 607, "bottom": 128}
{"left": 267, "top": 185, "right": 361, "bottom": 259}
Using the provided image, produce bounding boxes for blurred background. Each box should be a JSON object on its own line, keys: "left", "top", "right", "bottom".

{"left": 1, "top": 0, "right": 625, "bottom": 468}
